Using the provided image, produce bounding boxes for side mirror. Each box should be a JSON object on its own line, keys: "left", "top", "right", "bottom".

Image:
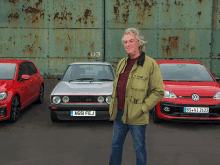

{"left": 57, "top": 75, "right": 62, "bottom": 80}
{"left": 215, "top": 77, "right": 220, "bottom": 83}
{"left": 21, "top": 75, "right": 31, "bottom": 80}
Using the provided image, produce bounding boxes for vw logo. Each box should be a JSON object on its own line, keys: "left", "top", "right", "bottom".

{"left": 191, "top": 94, "right": 199, "bottom": 101}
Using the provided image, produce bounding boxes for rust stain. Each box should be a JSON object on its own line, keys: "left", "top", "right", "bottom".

{"left": 198, "top": 0, "right": 202, "bottom": 3}
{"left": 161, "top": 38, "right": 166, "bottom": 42}
{"left": 8, "top": 12, "right": 19, "bottom": 19}
{"left": 7, "top": 0, "right": 18, "bottom": 4}
{"left": 53, "top": 9, "right": 72, "bottom": 21}
{"left": 76, "top": 9, "right": 97, "bottom": 26}
{"left": 217, "top": 53, "right": 220, "bottom": 57}
{"left": 198, "top": 11, "right": 201, "bottom": 15}
{"left": 191, "top": 46, "right": 196, "bottom": 53}
{"left": 174, "top": 0, "right": 183, "bottom": 6}
{"left": 169, "top": 36, "right": 179, "bottom": 49}
{"left": 114, "top": 0, "right": 120, "bottom": 22}
{"left": 35, "top": 0, "right": 42, "bottom": 8}
{"left": 64, "top": 46, "right": 69, "bottom": 54}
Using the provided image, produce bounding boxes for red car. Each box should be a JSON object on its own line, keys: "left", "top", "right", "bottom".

{"left": 0, "top": 59, "right": 44, "bottom": 123}
{"left": 152, "top": 60, "right": 220, "bottom": 123}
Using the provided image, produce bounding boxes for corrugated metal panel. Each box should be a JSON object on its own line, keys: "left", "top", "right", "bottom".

{"left": 49, "top": 0, "right": 102, "bottom": 28}
{"left": 158, "top": 0, "right": 212, "bottom": 28}
{"left": 106, "top": 0, "right": 158, "bottom": 28}
{"left": 0, "top": 28, "right": 49, "bottom": 57}
{"left": 48, "top": 29, "right": 103, "bottom": 77}
{"left": 0, "top": 0, "right": 47, "bottom": 28}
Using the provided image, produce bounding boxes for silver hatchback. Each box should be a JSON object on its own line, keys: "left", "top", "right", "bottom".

{"left": 49, "top": 62, "right": 115, "bottom": 122}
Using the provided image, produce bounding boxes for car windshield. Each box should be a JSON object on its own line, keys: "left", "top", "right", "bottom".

{"left": 62, "top": 64, "right": 114, "bottom": 82}
{"left": 159, "top": 64, "right": 214, "bottom": 82}
{"left": 0, "top": 63, "right": 17, "bottom": 80}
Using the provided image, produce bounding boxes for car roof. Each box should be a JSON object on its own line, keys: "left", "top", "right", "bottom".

{"left": 156, "top": 60, "right": 202, "bottom": 65}
{"left": 68, "top": 62, "right": 112, "bottom": 66}
{"left": 0, "top": 59, "right": 32, "bottom": 64}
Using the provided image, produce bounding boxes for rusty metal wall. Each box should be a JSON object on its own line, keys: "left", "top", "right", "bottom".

{"left": 0, "top": 0, "right": 104, "bottom": 78}
{"left": 0, "top": 0, "right": 220, "bottom": 78}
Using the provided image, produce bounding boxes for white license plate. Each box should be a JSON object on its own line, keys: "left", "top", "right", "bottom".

{"left": 184, "top": 107, "right": 209, "bottom": 113}
{"left": 70, "top": 111, "right": 96, "bottom": 116}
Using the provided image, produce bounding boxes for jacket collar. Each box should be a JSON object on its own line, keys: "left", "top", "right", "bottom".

{"left": 126, "top": 51, "right": 145, "bottom": 67}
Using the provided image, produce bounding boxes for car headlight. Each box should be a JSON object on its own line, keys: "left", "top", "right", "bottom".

{"left": 106, "top": 96, "right": 111, "bottom": 104}
{"left": 163, "top": 90, "right": 177, "bottom": 99}
{"left": 52, "top": 96, "right": 61, "bottom": 104}
{"left": 97, "top": 96, "right": 104, "bottom": 103}
{"left": 213, "top": 92, "right": 220, "bottom": 100}
{"left": 0, "top": 92, "right": 7, "bottom": 101}
{"left": 62, "top": 96, "right": 69, "bottom": 103}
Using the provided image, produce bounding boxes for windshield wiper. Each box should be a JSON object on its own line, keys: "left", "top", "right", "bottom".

{"left": 98, "top": 79, "right": 114, "bottom": 81}
{"left": 76, "top": 78, "right": 94, "bottom": 81}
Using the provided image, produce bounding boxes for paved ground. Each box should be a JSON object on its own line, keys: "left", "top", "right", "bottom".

{"left": 0, "top": 80, "right": 220, "bottom": 165}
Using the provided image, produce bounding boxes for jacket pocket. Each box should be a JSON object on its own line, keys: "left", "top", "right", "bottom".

{"left": 131, "top": 74, "right": 148, "bottom": 90}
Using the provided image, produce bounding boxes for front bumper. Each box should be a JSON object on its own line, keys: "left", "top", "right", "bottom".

{"left": 157, "top": 101, "right": 220, "bottom": 121}
{"left": 49, "top": 103, "right": 110, "bottom": 120}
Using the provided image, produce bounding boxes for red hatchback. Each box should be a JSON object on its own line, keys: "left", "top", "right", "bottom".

{"left": 152, "top": 60, "right": 220, "bottom": 123}
{"left": 0, "top": 59, "right": 44, "bottom": 123}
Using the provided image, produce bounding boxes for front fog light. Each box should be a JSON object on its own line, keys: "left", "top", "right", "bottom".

{"left": 106, "top": 96, "right": 111, "bottom": 104}
{"left": 97, "top": 96, "right": 104, "bottom": 103}
{"left": 52, "top": 96, "right": 61, "bottom": 104}
{"left": 62, "top": 96, "right": 69, "bottom": 103}
{"left": 164, "top": 107, "right": 170, "bottom": 112}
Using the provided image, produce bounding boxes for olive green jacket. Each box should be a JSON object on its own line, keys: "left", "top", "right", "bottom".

{"left": 109, "top": 52, "right": 164, "bottom": 125}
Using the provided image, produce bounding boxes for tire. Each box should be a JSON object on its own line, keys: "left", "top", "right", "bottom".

{"left": 152, "top": 107, "right": 161, "bottom": 123}
{"left": 9, "top": 95, "right": 20, "bottom": 123}
{"left": 35, "top": 85, "right": 44, "bottom": 104}
{"left": 51, "top": 111, "right": 59, "bottom": 122}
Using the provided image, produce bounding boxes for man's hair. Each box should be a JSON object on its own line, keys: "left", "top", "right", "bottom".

{"left": 121, "top": 28, "right": 147, "bottom": 53}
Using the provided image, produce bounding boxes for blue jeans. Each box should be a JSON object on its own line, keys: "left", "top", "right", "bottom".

{"left": 109, "top": 110, "right": 147, "bottom": 165}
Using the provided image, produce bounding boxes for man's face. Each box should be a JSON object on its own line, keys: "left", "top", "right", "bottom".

{"left": 123, "top": 33, "right": 140, "bottom": 55}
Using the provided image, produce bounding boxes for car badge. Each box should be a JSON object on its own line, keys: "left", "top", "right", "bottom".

{"left": 191, "top": 94, "right": 199, "bottom": 101}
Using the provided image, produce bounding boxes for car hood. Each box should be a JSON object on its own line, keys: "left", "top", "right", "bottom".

{"left": 0, "top": 80, "right": 14, "bottom": 91}
{"left": 163, "top": 81, "right": 220, "bottom": 96}
{"left": 51, "top": 81, "right": 114, "bottom": 96}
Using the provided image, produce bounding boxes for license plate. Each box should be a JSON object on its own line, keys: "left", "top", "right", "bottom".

{"left": 184, "top": 107, "right": 209, "bottom": 113}
{"left": 70, "top": 111, "right": 96, "bottom": 116}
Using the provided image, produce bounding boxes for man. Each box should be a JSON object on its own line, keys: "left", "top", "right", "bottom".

{"left": 109, "top": 28, "right": 164, "bottom": 165}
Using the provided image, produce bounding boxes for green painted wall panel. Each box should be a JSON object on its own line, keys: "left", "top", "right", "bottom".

{"left": 0, "top": 28, "right": 49, "bottom": 58}
{"left": 0, "top": 0, "right": 48, "bottom": 28}
{"left": 48, "top": 0, "right": 103, "bottom": 28}
{"left": 158, "top": 0, "right": 212, "bottom": 28}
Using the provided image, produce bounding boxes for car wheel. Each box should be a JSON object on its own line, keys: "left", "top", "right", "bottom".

{"left": 152, "top": 107, "right": 161, "bottom": 123}
{"left": 51, "top": 111, "right": 59, "bottom": 122}
{"left": 35, "top": 85, "right": 44, "bottom": 104}
{"left": 9, "top": 95, "right": 20, "bottom": 123}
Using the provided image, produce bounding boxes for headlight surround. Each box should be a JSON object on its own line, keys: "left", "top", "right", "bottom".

{"left": 97, "top": 96, "right": 104, "bottom": 103}
{"left": 0, "top": 92, "right": 7, "bottom": 101}
{"left": 52, "top": 96, "right": 61, "bottom": 104}
{"left": 213, "top": 92, "right": 220, "bottom": 100}
{"left": 62, "top": 96, "right": 69, "bottom": 103}
{"left": 106, "top": 96, "right": 111, "bottom": 104}
{"left": 163, "top": 90, "right": 177, "bottom": 99}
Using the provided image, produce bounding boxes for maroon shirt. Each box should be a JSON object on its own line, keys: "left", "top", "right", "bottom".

{"left": 117, "top": 57, "right": 138, "bottom": 110}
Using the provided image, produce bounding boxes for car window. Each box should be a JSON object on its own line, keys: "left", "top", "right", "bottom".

{"left": 25, "top": 62, "right": 37, "bottom": 74}
{"left": 24, "top": 63, "right": 35, "bottom": 76}
{"left": 0, "top": 63, "right": 17, "bottom": 80}
{"left": 17, "top": 63, "right": 29, "bottom": 81}
{"left": 62, "top": 64, "right": 114, "bottom": 81}
{"left": 159, "top": 64, "right": 214, "bottom": 82}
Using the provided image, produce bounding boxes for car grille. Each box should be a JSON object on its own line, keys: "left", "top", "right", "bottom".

{"left": 160, "top": 101, "right": 220, "bottom": 117}
{"left": 61, "top": 96, "right": 100, "bottom": 103}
